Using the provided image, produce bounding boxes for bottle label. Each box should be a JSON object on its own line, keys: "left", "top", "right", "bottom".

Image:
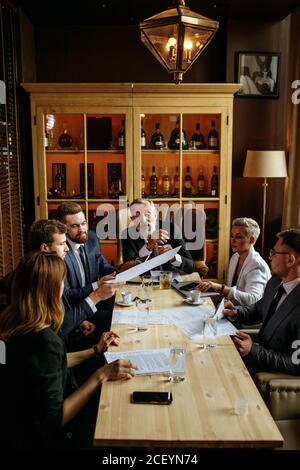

{"left": 141, "top": 136, "right": 146, "bottom": 147}
{"left": 211, "top": 189, "right": 216, "bottom": 196}
{"left": 118, "top": 136, "right": 125, "bottom": 147}
{"left": 155, "top": 140, "right": 162, "bottom": 146}
{"left": 198, "top": 181, "right": 205, "bottom": 191}
{"left": 185, "top": 181, "right": 191, "bottom": 189}
{"left": 175, "top": 138, "right": 180, "bottom": 144}
{"left": 44, "top": 136, "right": 49, "bottom": 148}
{"left": 209, "top": 137, "right": 217, "bottom": 147}
{"left": 163, "top": 181, "right": 170, "bottom": 193}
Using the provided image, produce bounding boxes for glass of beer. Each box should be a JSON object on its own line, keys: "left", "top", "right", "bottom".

{"left": 159, "top": 271, "right": 172, "bottom": 289}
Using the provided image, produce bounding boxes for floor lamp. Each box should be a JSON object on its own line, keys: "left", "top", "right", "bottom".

{"left": 243, "top": 150, "right": 287, "bottom": 255}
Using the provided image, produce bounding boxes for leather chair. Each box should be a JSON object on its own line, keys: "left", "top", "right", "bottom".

{"left": 254, "top": 371, "right": 300, "bottom": 449}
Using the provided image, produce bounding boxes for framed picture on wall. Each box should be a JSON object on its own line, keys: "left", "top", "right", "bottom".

{"left": 236, "top": 52, "right": 280, "bottom": 98}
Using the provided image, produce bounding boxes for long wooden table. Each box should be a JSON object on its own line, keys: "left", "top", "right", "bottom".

{"left": 94, "top": 282, "right": 283, "bottom": 448}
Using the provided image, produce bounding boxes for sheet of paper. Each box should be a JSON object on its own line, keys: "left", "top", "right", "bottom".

{"left": 104, "top": 348, "right": 171, "bottom": 375}
{"left": 107, "top": 246, "right": 181, "bottom": 284}
{"left": 214, "top": 297, "right": 225, "bottom": 320}
{"left": 216, "top": 318, "right": 237, "bottom": 336}
{"left": 112, "top": 309, "right": 168, "bottom": 325}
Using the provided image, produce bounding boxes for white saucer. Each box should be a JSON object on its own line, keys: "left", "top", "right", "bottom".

{"left": 115, "top": 300, "right": 135, "bottom": 307}
{"left": 184, "top": 298, "right": 203, "bottom": 306}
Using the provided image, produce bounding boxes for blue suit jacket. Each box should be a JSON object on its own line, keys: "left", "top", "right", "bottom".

{"left": 64, "top": 230, "right": 115, "bottom": 305}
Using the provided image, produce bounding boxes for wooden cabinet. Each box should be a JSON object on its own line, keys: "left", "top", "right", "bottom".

{"left": 22, "top": 83, "right": 239, "bottom": 280}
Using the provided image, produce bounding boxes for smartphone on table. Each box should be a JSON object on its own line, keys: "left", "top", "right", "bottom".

{"left": 131, "top": 391, "right": 173, "bottom": 405}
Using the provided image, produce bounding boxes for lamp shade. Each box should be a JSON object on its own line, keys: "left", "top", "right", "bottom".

{"left": 243, "top": 150, "right": 287, "bottom": 178}
{"left": 140, "top": 0, "right": 219, "bottom": 84}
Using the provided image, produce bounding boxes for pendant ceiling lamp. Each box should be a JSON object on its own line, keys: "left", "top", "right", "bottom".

{"left": 140, "top": 0, "right": 219, "bottom": 84}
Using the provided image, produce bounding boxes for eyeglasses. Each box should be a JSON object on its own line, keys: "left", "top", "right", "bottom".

{"left": 269, "top": 248, "right": 290, "bottom": 257}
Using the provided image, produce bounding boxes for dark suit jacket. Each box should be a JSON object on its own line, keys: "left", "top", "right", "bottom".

{"left": 122, "top": 221, "right": 195, "bottom": 274}
{"left": 235, "top": 276, "right": 300, "bottom": 375}
{"left": 60, "top": 294, "right": 95, "bottom": 338}
{"left": 64, "top": 230, "right": 115, "bottom": 305}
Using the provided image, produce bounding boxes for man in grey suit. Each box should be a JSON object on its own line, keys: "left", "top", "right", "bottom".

{"left": 224, "top": 228, "right": 300, "bottom": 375}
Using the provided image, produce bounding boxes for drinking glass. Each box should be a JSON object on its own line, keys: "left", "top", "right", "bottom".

{"left": 135, "top": 298, "right": 150, "bottom": 332}
{"left": 168, "top": 342, "right": 187, "bottom": 382}
{"left": 203, "top": 317, "right": 218, "bottom": 348}
{"left": 159, "top": 271, "right": 172, "bottom": 289}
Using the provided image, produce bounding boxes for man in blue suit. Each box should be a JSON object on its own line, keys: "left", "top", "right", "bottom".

{"left": 55, "top": 202, "right": 116, "bottom": 348}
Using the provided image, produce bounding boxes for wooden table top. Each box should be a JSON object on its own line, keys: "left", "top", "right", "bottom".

{"left": 94, "top": 281, "right": 283, "bottom": 448}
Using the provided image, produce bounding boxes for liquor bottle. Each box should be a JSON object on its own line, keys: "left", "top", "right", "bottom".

{"left": 162, "top": 167, "right": 170, "bottom": 195}
{"left": 141, "top": 120, "right": 147, "bottom": 149}
{"left": 197, "top": 168, "right": 205, "bottom": 196}
{"left": 208, "top": 120, "right": 219, "bottom": 150}
{"left": 44, "top": 130, "right": 49, "bottom": 150}
{"left": 173, "top": 166, "right": 180, "bottom": 195}
{"left": 211, "top": 165, "right": 218, "bottom": 196}
{"left": 54, "top": 164, "right": 65, "bottom": 194}
{"left": 118, "top": 119, "right": 125, "bottom": 150}
{"left": 184, "top": 165, "right": 192, "bottom": 196}
{"left": 191, "top": 123, "right": 206, "bottom": 150}
{"left": 150, "top": 166, "right": 158, "bottom": 196}
{"left": 149, "top": 123, "right": 164, "bottom": 149}
{"left": 58, "top": 129, "right": 72, "bottom": 148}
{"left": 141, "top": 168, "right": 146, "bottom": 197}
{"left": 168, "top": 117, "right": 188, "bottom": 150}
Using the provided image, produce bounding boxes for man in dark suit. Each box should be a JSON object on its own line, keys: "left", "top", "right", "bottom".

{"left": 224, "top": 228, "right": 300, "bottom": 375}
{"left": 122, "top": 198, "right": 195, "bottom": 274}
{"left": 55, "top": 202, "right": 116, "bottom": 343}
{"left": 28, "top": 219, "right": 115, "bottom": 342}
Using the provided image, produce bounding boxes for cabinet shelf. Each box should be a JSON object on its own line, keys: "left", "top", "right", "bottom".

{"left": 46, "top": 150, "right": 126, "bottom": 154}
{"left": 141, "top": 149, "right": 219, "bottom": 155}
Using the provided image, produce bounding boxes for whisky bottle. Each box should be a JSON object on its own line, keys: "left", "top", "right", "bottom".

{"left": 149, "top": 123, "right": 164, "bottom": 149}
{"left": 197, "top": 168, "right": 205, "bottom": 196}
{"left": 211, "top": 165, "right": 218, "bottom": 196}
{"left": 150, "top": 166, "right": 158, "bottom": 196}
{"left": 208, "top": 120, "right": 219, "bottom": 150}
{"left": 162, "top": 167, "right": 170, "bottom": 195}
{"left": 173, "top": 166, "right": 180, "bottom": 195}
{"left": 141, "top": 120, "right": 147, "bottom": 149}
{"left": 44, "top": 130, "right": 49, "bottom": 150}
{"left": 168, "top": 117, "right": 188, "bottom": 150}
{"left": 191, "top": 123, "right": 206, "bottom": 150}
{"left": 184, "top": 165, "right": 192, "bottom": 196}
{"left": 54, "top": 164, "right": 65, "bottom": 194}
{"left": 141, "top": 168, "right": 146, "bottom": 197}
{"left": 118, "top": 119, "right": 125, "bottom": 150}
{"left": 58, "top": 129, "right": 72, "bottom": 148}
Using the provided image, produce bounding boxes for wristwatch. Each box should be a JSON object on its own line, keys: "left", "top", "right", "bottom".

{"left": 92, "top": 344, "right": 101, "bottom": 358}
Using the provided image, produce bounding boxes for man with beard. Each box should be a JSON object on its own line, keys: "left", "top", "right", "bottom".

{"left": 223, "top": 228, "right": 300, "bottom": 375}
{"left": 27, "top": 219, "right": 115, "bottom": 343}
{"left": 55, "top": 202, "right": 116, "bottom": 349}
{"left": 121, "top": 198, "right": 194, "bottom": 274}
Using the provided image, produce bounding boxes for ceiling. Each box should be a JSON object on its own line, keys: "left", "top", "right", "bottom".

{"left": 15, "top": 0, "right": 300, "bottom": 26}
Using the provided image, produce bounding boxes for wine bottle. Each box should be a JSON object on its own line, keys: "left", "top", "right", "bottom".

{"left": 168, "top": 117, "right": 188, "bottom": 150}
{"left": 141, "top": 120, "right": 147, "bottom": 149}
{"left": 184, "top": 165, "right": 192, "bottom": 196}
{"left": 44, "top": 130, "right": 49, "bottom": 150}
{"left": 150, "top": 166, "right": 158, "bottom": 196}
{"left": 118, "top": 119, "right": 125, "bottom": 150}
{"left": 162, "top": 167, "right": 170, "bottom": 195}
{"left": 211, "top": 165, "right": 218, "bottom": 196}
{"left": 149, "top": 122, "right": 164, "bottom": 149}
{"left": 197, "top": 168, "right": 205, "bottom": 196}
{"left": 208, "top": 120, "right": 219, "bottom": 150}
{"left": 173, "top": 166, "right": 180, "bottom": 195}
{"left": 191, "top": 123, "right": 206, "bottom": 150}
{"left": 54, "top": 164, "right": 65, "bottom": 193}
{"left": 141, "top": 168, "right": 146, "bottom": 197}
{"left": 58, "top": 129, "right": 72, "bottom": 148}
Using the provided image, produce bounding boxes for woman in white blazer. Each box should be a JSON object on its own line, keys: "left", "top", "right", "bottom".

{"left": 197, "top": 218, "right": 271, "bottom": 306}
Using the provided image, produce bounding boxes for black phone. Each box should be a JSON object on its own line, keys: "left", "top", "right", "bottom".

{"left": 131, "top": 391, "right": 173, "bottom": 405}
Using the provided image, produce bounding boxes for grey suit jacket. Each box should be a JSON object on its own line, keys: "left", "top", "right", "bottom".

{"left": 235, "top": 276, "right": 300, "bottom": 375}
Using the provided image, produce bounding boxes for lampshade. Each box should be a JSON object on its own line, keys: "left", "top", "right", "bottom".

{"left": 140, "top": 0, "right": 219, "bottom": 84}
{"left": 243, "top": 150, "right": 287, "bottom": 178}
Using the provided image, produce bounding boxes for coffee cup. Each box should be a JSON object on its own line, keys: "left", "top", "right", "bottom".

{"left": 121, "top": 291, "right": 132, "bottom": 304}
{"left": 189, "top": 289, "right": 201, "bottom": 303}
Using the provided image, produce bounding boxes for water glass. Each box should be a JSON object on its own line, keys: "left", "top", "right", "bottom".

{"left": 121, "top": 291, "right": 132, "bottom": 304}
{"left": 135, "top": 298, "right": 150, "bottom": 332}
{"left": 168, "top": 342, "right": 187, "bottom": 382}
{"left": 141, "top": 275, "right": 153, "bottom": 301}
{"left": 203, "top": 317, "right": 218, "bottom": 347}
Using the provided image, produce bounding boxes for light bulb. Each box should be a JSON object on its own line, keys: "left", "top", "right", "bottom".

{"left": 167, "top": 37, "right": 177, "bottom": 63}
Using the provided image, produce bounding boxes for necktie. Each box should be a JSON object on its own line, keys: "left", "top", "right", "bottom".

{"left": 78, "top": 245, "right": 90, "bottom": 284}
{"left": 261, "top": 284, "right": 285, "bottom": 330}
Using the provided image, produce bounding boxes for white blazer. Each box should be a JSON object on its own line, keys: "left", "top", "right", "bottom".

{"left": 226, "top": 247, "right": 271, "bottom": 306}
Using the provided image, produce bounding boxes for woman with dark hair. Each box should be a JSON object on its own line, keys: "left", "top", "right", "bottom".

{"left": 0, "top": 252, "right": 136, "bottom": 449}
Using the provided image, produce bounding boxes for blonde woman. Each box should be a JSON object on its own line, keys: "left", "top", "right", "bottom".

{"left": 0, "top": 252, "right": 136, "bottom": 449}
{"left": 197, "top": 218, "right": 271, "bottom": 305}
